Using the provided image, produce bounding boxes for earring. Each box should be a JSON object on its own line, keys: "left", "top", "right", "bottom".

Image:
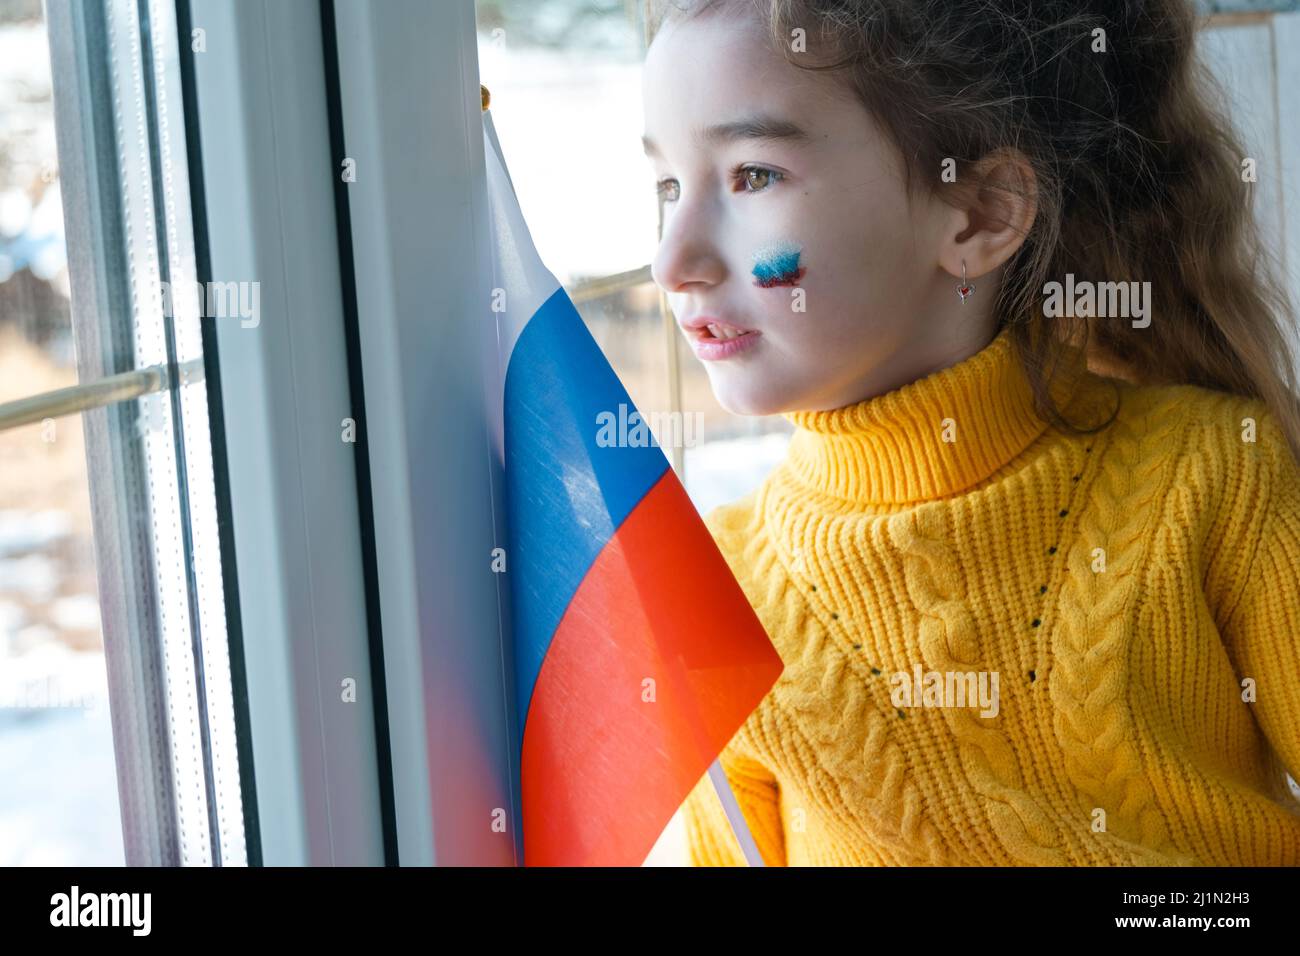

{"left": 957, "top": 260, "right": 976, "bottom": 303}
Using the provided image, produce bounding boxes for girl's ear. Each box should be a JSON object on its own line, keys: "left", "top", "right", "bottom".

{"left": 942, "top": 147, "right": 1038, "bottom": 280}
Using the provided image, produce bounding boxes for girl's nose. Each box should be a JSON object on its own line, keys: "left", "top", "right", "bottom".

{"left": 651, "top": 208, "right": 726, "bottom": 294}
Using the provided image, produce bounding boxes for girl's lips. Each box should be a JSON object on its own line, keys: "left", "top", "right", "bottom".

{"left": 689, "top": 327, "right": 761, "bottom": 361}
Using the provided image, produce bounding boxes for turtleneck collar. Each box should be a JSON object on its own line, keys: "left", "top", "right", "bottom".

{"left": 779, "top": 326, "right": 1088, "bottom": 506}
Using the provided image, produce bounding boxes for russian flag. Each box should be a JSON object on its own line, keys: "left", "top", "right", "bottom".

{"left": 481, "top": 105, "right": 784, "bottom": 866}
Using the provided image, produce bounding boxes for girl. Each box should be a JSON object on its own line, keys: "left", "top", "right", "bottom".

{"left": 642, "top": 0, "right": 1300, "bottom": 865}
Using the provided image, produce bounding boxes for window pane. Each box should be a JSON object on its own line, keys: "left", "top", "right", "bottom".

{"left": 1, "top": 0, "right": 245, "bottom": 865}
{"left": 0, "top": 0, "right": 121, "bottom": 866}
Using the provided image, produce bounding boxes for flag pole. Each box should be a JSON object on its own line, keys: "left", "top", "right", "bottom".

{"left": 707, "top": 758, "right": 766, "bottom": 866}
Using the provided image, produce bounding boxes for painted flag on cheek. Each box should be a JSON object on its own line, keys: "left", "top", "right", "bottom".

{"left": 480, "top": 104, "right": 784, "bottom": 867}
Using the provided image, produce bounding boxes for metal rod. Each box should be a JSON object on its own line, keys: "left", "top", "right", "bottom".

{"left": 0, "top": 362, "right": 170, "bottom": 431}
{"left": 0, "top": 267, "right": 654, "bottom": 434}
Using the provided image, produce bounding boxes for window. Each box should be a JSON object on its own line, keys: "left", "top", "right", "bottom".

{"left": 1, "top": 0, "right": 244, "bottom": 865}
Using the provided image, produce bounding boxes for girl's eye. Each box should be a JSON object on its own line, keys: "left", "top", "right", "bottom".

{"left": 735, "top": 165, "right": 782, "bottom": 193}
{"left": 654, "top": 165, "right": 784, "bottom": 204}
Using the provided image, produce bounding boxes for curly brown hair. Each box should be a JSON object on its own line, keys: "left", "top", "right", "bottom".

{"left": 644, "top": 0, "right": 1300, "bottom": 462}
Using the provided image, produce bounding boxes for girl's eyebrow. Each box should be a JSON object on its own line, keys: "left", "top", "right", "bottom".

{"left": 642, "top": 113, "right": 813, "bottom": 158}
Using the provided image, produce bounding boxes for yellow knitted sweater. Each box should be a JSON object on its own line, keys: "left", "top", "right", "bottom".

{"left": 681, "top": 325, "right": 1300, "bottom": 866}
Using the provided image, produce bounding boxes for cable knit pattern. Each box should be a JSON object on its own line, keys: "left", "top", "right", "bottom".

{"left": 888, "top": 507, "right": 1068, "bottom": 865}
{"left": 678, "top": 326, "right": 1300, "bottom": 866}
{"left": 1049, "top": 386, "right": 1194, "bottom": 865}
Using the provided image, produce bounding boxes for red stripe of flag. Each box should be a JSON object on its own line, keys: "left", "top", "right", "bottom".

{"left": 520, "top": 468, "right": 784, "bottom": 866}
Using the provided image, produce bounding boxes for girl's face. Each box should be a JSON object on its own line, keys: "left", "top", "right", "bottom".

{"left": 642, "top": 11, "right": 988, "bottom": 416}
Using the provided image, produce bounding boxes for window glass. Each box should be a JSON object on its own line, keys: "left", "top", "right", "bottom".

{"left": 1, "top": 0, "right": 244, "bottom": 866}
{"left": 0, "top": 0, "right": 122, "bottom": 866}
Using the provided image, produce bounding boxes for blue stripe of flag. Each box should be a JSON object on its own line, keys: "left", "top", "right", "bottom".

{"left": 504, "top": 286, "right": 671, "bottom": 740}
